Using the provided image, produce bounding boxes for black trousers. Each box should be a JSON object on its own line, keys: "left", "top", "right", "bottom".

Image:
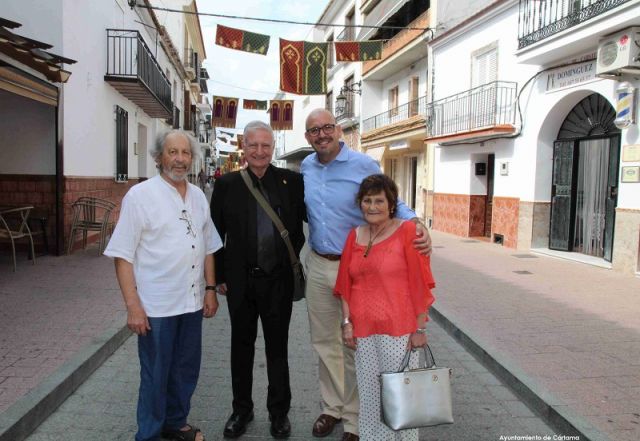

{"left": 227, "top": 271, "right": 293, "bottom": 417}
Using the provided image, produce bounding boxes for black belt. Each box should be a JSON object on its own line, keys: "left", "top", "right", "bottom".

{"left": 314, "top": 250, "right": 342, "bottom": 261}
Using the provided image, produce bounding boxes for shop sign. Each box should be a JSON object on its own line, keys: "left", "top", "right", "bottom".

{"left": 546, "top": 59, "right": 598, "bottom": 92}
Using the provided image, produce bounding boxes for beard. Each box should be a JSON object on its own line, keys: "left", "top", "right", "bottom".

{"left": 162, "top": 165, "right": 188, "bottom": 182}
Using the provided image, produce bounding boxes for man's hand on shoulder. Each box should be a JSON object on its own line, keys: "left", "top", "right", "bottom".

{"left": 411, "top": 218, "right": 433, "bottom": 256}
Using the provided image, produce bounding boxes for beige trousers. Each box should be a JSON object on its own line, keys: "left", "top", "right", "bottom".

{"left": 305, "top": 251, "right": 359, "bottom": 434}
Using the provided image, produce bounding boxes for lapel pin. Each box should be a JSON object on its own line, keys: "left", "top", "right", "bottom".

{"left": 283, "top": 179, "right": 287, "bottom": 184}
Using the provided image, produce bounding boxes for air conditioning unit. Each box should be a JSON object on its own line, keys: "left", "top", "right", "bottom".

{"left": 596, "top": 27, "right": 640, "bottom": 77}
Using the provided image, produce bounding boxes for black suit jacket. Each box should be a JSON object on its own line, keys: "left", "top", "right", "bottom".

{"left": 211, "top": 165, "right": 306, "bottom": 301}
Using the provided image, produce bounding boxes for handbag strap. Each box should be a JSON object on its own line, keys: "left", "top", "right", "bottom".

{"left": 397, "top": 345, "right": 436, "bottom": 372}
{"left": 240, "top": 169, "right": 300, "bottom": 267}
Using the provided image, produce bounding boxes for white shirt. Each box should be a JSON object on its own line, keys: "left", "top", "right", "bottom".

{"left": 104, "top": 175, "right": 223, "bottom": 317}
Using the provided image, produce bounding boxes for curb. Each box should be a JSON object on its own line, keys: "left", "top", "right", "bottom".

{"left": 0, "top": 325, "right": 131, "bottom": 441}
{"left": 430, "top": 305, "right": 611, "bottom": 441}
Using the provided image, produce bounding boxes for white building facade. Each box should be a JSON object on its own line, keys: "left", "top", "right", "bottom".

{"left": 1, "top": 0, "right": 210, "bottom": 254}
{"left": 429, "top": 0, "right": 640, "bottom": 274}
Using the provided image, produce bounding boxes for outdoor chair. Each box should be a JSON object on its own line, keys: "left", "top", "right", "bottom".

{"left": 67, "top": 197, "right": 116, "bottom": 254}
{"left": 0, "top": 206, "right": 36, "bottom": 272}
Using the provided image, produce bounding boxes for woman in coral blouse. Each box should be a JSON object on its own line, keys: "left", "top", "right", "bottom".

{"left": 334, "top": 174, "right": 435, "bottom": 441}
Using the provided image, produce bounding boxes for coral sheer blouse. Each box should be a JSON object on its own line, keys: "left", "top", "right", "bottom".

{"left": 334, "top": 221, "right": 435, "bottom": 338}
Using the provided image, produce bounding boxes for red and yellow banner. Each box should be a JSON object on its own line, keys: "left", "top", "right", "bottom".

{"left": 335, "top": 40, "right": 383, "bottom": 62}
{"left": 279, "top": 39, "right": 328, "bottom": 95}
{"left": 269, "top": 100, "right": 294, "bottom": 131}
{"left": 212, "top": 96, "right": 239, "bottom": 128}
{"left": 216, "top": 25, "right": 270, "bottom": 55}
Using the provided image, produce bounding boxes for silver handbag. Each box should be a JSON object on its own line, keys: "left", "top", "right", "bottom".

{"left": 379, "top": 345, "right": 453, "bottom": 430}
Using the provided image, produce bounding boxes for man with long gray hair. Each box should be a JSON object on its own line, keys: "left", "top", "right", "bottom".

{"left": 105, "top": 130, "right": 222, "bottom": 441}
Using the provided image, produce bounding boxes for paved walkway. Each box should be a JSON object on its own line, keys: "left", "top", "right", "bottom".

{"left": 429, "top": 230, "right": 640, "bottom": 441}
{"left": 1, "top": 229, "right": 639, "bottom": 440}
{"left": 25, "top": 297, "right": 555, "bottom": 441}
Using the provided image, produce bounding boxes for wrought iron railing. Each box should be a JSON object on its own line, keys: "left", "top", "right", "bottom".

{"left": 106, "top": 29, "right": 172, "bottom": 112}
{"left": 425, "top": 81, "right": 517, "bottom": 138}
{"left": 363, "top": 95, "right": 428, "bottom": 132}
{"left": 518, "top": 0, "right": 630, "bottom": 49}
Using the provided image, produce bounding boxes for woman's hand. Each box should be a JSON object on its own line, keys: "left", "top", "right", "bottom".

{"left": 408, "top": 330, "right": 428, "bottom": 349}
{"left": 342, "top": 323, "right": 356, "bottom": 349}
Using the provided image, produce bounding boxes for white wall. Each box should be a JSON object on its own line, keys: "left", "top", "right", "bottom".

{"left": 0, "top": 91, "right": 56, "bottom": 174}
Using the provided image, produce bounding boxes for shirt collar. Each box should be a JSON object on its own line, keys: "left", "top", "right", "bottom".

{"left": 311, "top": 141, "right": 349, "bottom": 166}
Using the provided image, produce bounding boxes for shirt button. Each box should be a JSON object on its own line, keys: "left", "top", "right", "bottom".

{"left": 192, "top": 245, "right": 195, "bottom": 249}
{"left": 191, "top": 284, "right": 194, "bottom": 287}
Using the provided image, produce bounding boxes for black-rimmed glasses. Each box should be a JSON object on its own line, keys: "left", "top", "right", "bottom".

{"left": 179, "top": 210, "right": 196, "bottom": 238}
{"left": 306, "top": 124, "right": 336, "bottom": 137}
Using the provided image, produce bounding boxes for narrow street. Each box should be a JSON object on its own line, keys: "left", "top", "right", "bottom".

{"left": 25, "top": 292, "right": 555, "bottom": 441}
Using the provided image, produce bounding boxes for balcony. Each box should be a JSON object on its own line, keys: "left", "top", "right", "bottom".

{"left": 104, "top": 30, "right": 172, "bottom": 118}
{"left": 425, "top": 81, "right": 517, "bottom": 143}
{"left": 518, "top": 0, "right": 631, "bottom": 49}
{"left": 363, "top": 95, "right": 427, "bottom": 133}
{"left": 362, "top": 8, "right": 430, "bottom": 80}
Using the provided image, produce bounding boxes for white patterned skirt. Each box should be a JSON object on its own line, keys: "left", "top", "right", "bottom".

{"left": 355, "top": 334, "right": 419, "bottom": 441}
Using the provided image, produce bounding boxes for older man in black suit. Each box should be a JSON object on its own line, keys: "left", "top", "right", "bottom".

{"left": 211, "top": 121, "right": 306, "bottom": 439}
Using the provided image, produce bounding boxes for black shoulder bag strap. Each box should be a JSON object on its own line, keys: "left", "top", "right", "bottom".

{"left": 240, "top": 169, "right": 300, "bottom": 268}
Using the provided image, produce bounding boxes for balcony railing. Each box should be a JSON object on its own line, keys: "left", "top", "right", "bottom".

{"left": 105, "top": 29, "right": 172, "bottom": 117}
{"left": 518, "top": 0, "right": 631, "bottom": 49}
{"left": 363, "top": 95, "right": 428, "bottom": 132}
{"left": 426, "top": 81, "right": 517, "bottom": 139}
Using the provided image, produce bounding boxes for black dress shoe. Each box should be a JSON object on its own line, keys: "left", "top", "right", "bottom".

{"left": 223, "top": 411, "right": 254, "bottom": 438}
{"left": 270, "top": 414, "right": 291, "bottom": 439}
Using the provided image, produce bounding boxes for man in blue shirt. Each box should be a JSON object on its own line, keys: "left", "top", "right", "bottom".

{"left": 301, "top": 108, "right": 431, "bottom": 441}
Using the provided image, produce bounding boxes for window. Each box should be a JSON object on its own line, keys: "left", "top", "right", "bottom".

{"left": 408, "top": 76, "right": 419, "bottom": 116}
{"left": 326, "top": 90, "right": 333, "bottom": 114}
{"left": 115, "top": 106, "right": 128, "bottom": 182}
{"left": 345, "top": 75, "right": 355, "bottom": 118}
{"left": 345, "top": 8, "right": 355, "bottom": 41}
{"left": 388, "top": 86, "right": 399, "bottom": 117}
{"left": 472, "top": 44, "right": 497, "bottom": 87}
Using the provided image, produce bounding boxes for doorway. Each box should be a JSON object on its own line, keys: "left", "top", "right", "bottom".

{"left": 484, "top": 154, "right": 495, "bottom": 238}
{"left": 549, "top": 94, "right": 620, "bottom": 261}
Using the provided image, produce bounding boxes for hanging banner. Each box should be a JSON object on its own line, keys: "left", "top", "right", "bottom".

{"left": 280, "top": 39, "right": 328, "bottom": 95}
{"left": 216, "top": 24, "right": 270, "bottom": 55}
{"left": 335, "top": 41, "right": 383, "bottom": 61}
{"left": 243, "top": 99, "right": 268, "bottom": 110}
{"left": 212, "top": 96, "right": 239, "bottom": 128}
{"left": 269, "top": 100, "right": 294, "bottom": 130}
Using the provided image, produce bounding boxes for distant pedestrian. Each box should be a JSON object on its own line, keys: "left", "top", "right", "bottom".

{"left": 214, "top": 166, "right": 222, "bottom": 180}
{"left": 211, "top": 121, "right": 306, "bottom": 439}
{"left": 104, "top": 130, "right": 223, "bottom": 441}
{"left": 198, "top": 169, "right": 207, "bottom": 190}
{"left": 335, "top": 174, "right": 435, "bottom": 440}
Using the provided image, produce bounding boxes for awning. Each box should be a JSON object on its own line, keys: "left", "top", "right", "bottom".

{"left": 365, "top": 145, "right": 386, "bottom": 163}
{"left": 0, "top": 64, "right": 58, "bottom": 106}
{"left": 358, "top": 0, "right": 409, "bottom": 41}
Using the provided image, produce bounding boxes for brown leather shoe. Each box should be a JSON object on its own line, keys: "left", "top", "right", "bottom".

{"left": 341, "top": 433, "right": 359, "bottom": 441}
{"left": 312, "top": 414, "right": 341, "bottom": 437}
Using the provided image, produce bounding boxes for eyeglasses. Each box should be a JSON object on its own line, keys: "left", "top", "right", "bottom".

{"left": 306, "top": 124, "right": 336, "bottom": 137}
{"left": 179, "top": 210, "right": 196, "bottom": 238}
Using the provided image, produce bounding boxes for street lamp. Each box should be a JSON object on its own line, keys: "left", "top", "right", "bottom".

{"left": 335, "top": 81, "right": 362, "bottom": 117}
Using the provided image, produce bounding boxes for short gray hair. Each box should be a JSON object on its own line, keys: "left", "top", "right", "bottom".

{"left": 150, "top": 130, "right": 200, "bottom": 162}
{"left": 243, "top": 120, "right": 274, "bottom": 143}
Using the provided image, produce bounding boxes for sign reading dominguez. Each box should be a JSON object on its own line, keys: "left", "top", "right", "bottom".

{"left": 546, "top": 57, "right": 598, "bottom": 92}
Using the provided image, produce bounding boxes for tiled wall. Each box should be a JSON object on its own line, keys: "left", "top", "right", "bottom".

{"left": 433, "top": 193, "right": 486, "bottom": 237}
{"left": 492, "top": 197, "right": 520, "bottom": 248}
